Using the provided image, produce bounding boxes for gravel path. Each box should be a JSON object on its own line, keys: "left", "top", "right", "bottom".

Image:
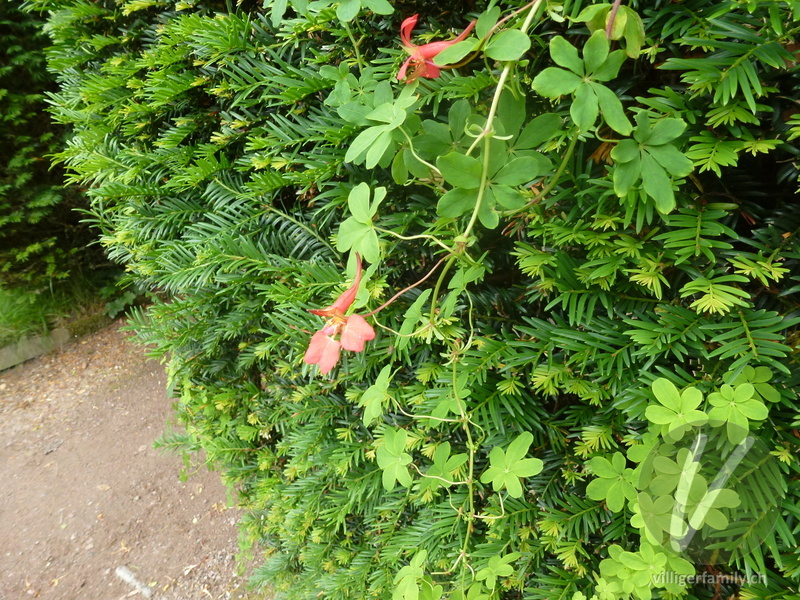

{"left": 0, "top": 321, "right": 258, "bottom": 600}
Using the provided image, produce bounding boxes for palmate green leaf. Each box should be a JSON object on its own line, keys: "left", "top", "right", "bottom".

{"left": 708, "top": 383, "right": 769, "bottom": 443}
{"left": 362, "top": 0, "right": 393, "bottom": 15}
{"left": 548, "top": 35, "right": 583, "bottom": 75}
{"left": 591, "top": 82, "right": 632, "bottom": 135}
{"left": 612, "top": 161, "right": 641, "bottom": 198}
{"left": 484, "top": 29, "right": 531, "bottom": 61}
{"left": 366, "top": 130, "right": 394, "bottom": 168}
{"left": 397, "top": 288, "right": 431, "bottom": 350}
{"left": 475, "top": 554, "right": 520, "bottom": 591}
{"left": 338, "top": 101, "right": 372, "bottom": 125}
{"left": 437, "top": 152, "right": 482, "bottom": 188}
{"left": 583, "top": 30, "right": 609, "bottom": 73}
{"left": 419, "top": 442, "right": 468, "bottom": 493}
{"left": 609, "top": 113, "right": 691, "bottom": 212}
{"left": 621, "top": 6, "right": 645, "bottom": 57}
{"left": 640, "top": 152, "right": 675, "bottom": 214}
{"left": 590, "top": 50, "right": 628, "bottom": 82}
{"left": 493, "top": 156, "right": 541, "bottom": 186}
{"left": 360, "top": 364, "right": 393, "bottom": 426}
{"left": 730, "top": 366, "right": 782, "bottom": 403}
{"left": 586, "top": 452, "right": 637, "bottom": 513}
{"left": 337, "top": 217, "right": 380, "bottom": 263}
{"left": 270, "top": 0, "right": 287, "bottom": 27}
{"left": 646, "top": 378, "right": 707, "bottom": 440}
{"left": 393, "top": 550, "right": 426, "bottom": 600}
{"left": 437, "top": 187, "right": 478, "bottom": 219}
{"left": 646, "top": 144, "right": 693, "bottom": 176}
{"left": 688, "top": 487, "right": 740, "bottom": 530}
{"left": 489, "top": 185, "right": 526, "bottom": 210}
{"left": 611, "top": 138, "right": 639, "bottom": 163}
{"left": 418, "top": 577, "right": 443, "bottom": 600}
{"left": 648, "top": 456, "right": 682, "bottom": 496}
{"left": 646, "top": 118, "right": 686, "bottom": 145}
{"left": 476, "top": 190, "right": 500, "bottom": 229}
{"left": 480, "top": 431, "right": 543, "bottom": 498}
{"left": 571, "top": 82, "right": 598, "bottom": 132}
{"left": 366, "top": 103, "right": 407, "bottom": 127}
{"left": 337, "top": 0, "right": 361, "bottom": 23}
{"left": 631, "top": 492, "right": 674, "bottom": 542}
{"left": 345, "top": 124, "right": 389, "bottom": 165}
{"left": 531, "top": 67, "right": 582, "bottom": 97}
{"left": 377, "top": 427, "right": 413, "bottom": 491}
{"left": 434, "top": 39, "right": 480, "bottom": 66}
{"left": 515, "top": 113, "right": 562, "bottom": 149}
{"left": 347, "top": 182, "right": 385, "bottom": 223}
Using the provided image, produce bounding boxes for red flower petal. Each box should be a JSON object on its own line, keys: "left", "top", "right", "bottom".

{"left": 421, "top": 60, "right": 440, "bottom": 78}
{"left": 304, "top": 331, "right": 342, "bottom": 374}
{"left": 397, "top": 17, "right": 477, "bottom": 82}
{"left": 400, "top": 14, "right": 419, "bottom": 46}
{"left": 397, "top": 56, "right": 413, "bottom": 81}
{"left": 339, "top": 314, "right": 376, "bottom": 352}
{"left": 310, "top": 254, "right": 363, "bottom": 317}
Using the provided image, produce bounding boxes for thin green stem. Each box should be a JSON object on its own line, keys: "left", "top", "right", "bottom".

{"left": 428, "top": 255, "right": 457, "bottom": 323}
{"left": 376, "top": 227, "right": 454, "bottom": 254}
{"left": 466, "top": 0, "right": 544, "bottom": 157}
{"left": 462, "top": 0, "right": 545, "bottom": 231}
{"left": 398, "top": 127, "right": 441, "bottom": 175}
{"left": 451, "top": 358, "right": 476, "bottom": 584}
{"left": 504, "top": 131, "right": 580, "bottom": 216}
{"left": 486, "top": 0, "right": 545, "bottom": 41}
{"left": 344, "top": 22, "right": 366, "bottom": 70}
{"left": 411, "top": 463, "right": 469, "bottom": 485}
{"left": 462, "top": 136, "right": 493, "bottom": 239}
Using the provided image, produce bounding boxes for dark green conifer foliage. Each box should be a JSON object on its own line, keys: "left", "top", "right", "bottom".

{"left": 0, "top": 2, "right": 98, "bottom": 286}
{"left": 32, "top": 0, "right": 800, "bottom": 599}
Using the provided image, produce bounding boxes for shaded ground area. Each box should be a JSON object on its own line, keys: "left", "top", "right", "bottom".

{"left": 0, "top": 321, "right": 257, "bottom": 600}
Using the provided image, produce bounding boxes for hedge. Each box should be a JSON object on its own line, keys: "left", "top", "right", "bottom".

{"left": 0, "top": 2, "right": 100, "bottom": 287}
{"left": 33, "top": 0, "right": 800, "bottom": 599}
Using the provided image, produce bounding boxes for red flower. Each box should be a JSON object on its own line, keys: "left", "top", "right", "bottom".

{"left": 397, "top": 14, "right": 477, "bottom": 82}
{"left": 303, "top": 256, "right": 376, "bottom": 374}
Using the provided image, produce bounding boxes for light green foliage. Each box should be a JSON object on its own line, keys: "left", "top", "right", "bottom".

{"left": 587, "top": 372, "right": 785, "bottom": 599}
{"left": 34, "top": 0, "right": 800, "bottom": 600}
{"left": 480, "top": 432, "right": 543, "bottom": 498}
{"left": 376, "top": 427, "right": 413, "bottom": 490}
{"left": 359, "top": 364, "right": 393, "bottom": 426}
{"left": 475, "top": 553, "right": 520, "bottom": 591}
{"left": 393, "top": 550, "right": 427, "bottom": 600}
{"left": 417, "top": 441, "right": 467, "bottom": 494}
{"left": 610, "top": 112, "right": 693, "bottom": 213}
{"left": 484, "top": 30, "right": 531, "bottom": 61}
{"left": 574, "top": 3, "right": 645, "bottom": 58}
{"left": 533, "top": 31, "right": 632, "bottom": 134}
{"left": 707, "top": 383, "right": 768, "bottom": 443}
{"left": 337, "top": 183, "right": 385, "bottom": 262}
{"left": 645, "top": 378, "right": 707, "bottom": 441}
{"left": 586, "top": 452, "right": 637, "bottom": 513}
{"left": 344, "top": 84, "right": 418, "bottom": 168}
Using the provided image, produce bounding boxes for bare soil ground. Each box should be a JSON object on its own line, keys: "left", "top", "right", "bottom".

{"left": 0, "top": 321, "right": 258, "bottom": 600}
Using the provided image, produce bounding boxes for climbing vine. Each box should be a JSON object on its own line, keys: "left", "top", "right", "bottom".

{"left": 32, "top": 0, "right": 800, "bottom": 599}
